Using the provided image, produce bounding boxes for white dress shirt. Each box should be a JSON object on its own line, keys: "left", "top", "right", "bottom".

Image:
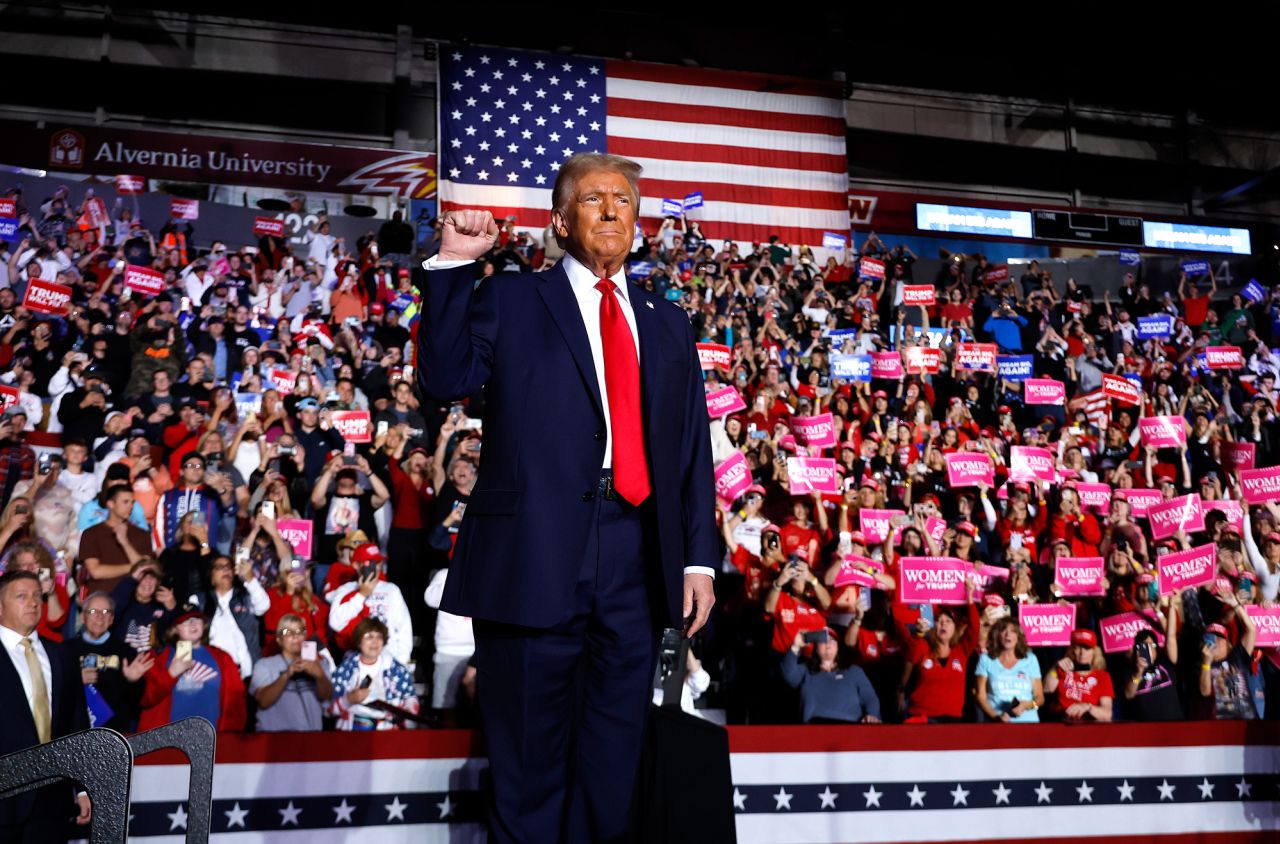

{"left": 423, "top": 254, "right": 714, "bottom": 580}
{"left": 0, "top": 623, "right": 52, "bottom": 716}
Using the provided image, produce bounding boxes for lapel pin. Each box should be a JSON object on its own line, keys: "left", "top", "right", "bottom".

{"left": 645, "top": 301, "right": 654, "bottom": 309}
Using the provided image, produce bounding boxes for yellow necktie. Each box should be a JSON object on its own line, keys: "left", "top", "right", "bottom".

{"left": 20, "top": 638, "right": 52, "bottom": 744}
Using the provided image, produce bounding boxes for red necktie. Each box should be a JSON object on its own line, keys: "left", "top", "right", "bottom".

{"left": 594, "top": 278, "right": 650, "bottom": 505}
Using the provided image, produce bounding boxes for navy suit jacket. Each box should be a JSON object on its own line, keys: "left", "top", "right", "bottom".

{"left": 0, "top": 634, "right": 88, "bottom": 826}
{"left": 418, "top": 260, "right": 716, "bottom": 629}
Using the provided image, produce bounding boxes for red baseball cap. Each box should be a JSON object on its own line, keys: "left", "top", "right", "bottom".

{"left": 1265, "top": 533, "right": 1280, "bottom": 545}
{"left": 1205, "top": 623, "right": 1229, "bottom": 640}
{"left": 955, "top": 521, "right": 978, "bottom": 537}
{"left": 744, "top": 484, "right": 767, "bottom": 498}
{"left": 920, "top": 494, "right": 940, "bottom": 507}
{"left": 1070, "top": 629, "right": 1097, "bottom": 648}
{"left": 353, "top": 543, "right": 386, "bottom": 564}
{"left": 998, "top": 405, "right": 1012, "bottom": 414}
{"left": 873, "top": 390, "right": 888, "bottom": 399}
{"left": 848, "top": 530, "right": 867, "bottom": 546}
{"left": 370, "top": 302, "right": 385, "bottom": 315}
{"left": 859, "top": 477, "right": 880, "bottom": 491}
{"left": 982, "top": 593, "right": 1005, "bottom": 608}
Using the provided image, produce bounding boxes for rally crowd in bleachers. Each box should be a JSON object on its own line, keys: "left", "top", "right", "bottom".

{"left": 0, "top": 181, "right": 1277, "bottom": 732}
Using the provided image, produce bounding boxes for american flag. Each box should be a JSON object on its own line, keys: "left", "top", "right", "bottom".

{"left": 438, "top": 45, "right": 849, "bottom": 246}
{"left": 1069, "top": 388, "right": 1111, "bottom": 431}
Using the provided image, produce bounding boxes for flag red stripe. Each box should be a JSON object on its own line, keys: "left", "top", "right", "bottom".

{"left": 607, "top": 59, "right": 843, "bottom": 100}
{"left": 608, "top": 97, "right": 846, "bottom": 137}
{"left": 608, "top": 136, "right": 848, "bottom": 174}
{"left": 440, "top": 201, "right": 550, "bottom": 229}
{"left": 637, "top": 178, "right": 849, "bottom": 212}
{"left": 635, "top": 217, "right": 840, "bottom": 247}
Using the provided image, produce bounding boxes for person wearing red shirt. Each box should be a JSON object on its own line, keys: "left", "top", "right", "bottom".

{"left": 263, "top": 558, "right": 329, "bottom": 656}
{"left": 382, "top": 443, "right": 436, "bottom": 629}
{"left": 1048, "top": 486, "right": 1102, "bottom": 557}
{"left": 780, "top": 496, "right": 827, "bottom": 563}
{"left": 897, "top": 581, "right": 979, "bottom": 723}
{"left": 720, "top": 516, "right": 785, "bottom": 605}
{"left": 321, "top": 530, "right": 368, "bottom": 601}
{"left": 1043, "top": 629, "right": 1114, "bottom": 721}
{"left": 843, "top": 590, "right": 908, "bottom": 721}
{"left": 762, "top": 551, "right": 831, "bottom": 653}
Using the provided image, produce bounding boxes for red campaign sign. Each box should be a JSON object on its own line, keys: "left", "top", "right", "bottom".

{"left": 84, "top": 197, "right": 109, "bottom": 230}
{"left": 0, "top": 198, "right": 15, "bottom": 218}
{"left": 269, "top": 368, "right": 296, "bottom": 396}
{"left": 0, "top": 384, "right": 19, "bottom": 413}
{"left": 1240, "top": 466, "right": 1280, "bottom": 504}
{"left": 1019, "top": 603, "right": 1076, "bottom": 647}
{"left": 1139, "top": 416, "right": 1186, "bottom": 448}
{"left": 983, "top": 265, "right": 1010, "bottom": 285}
{"left": 1222, "top": 442, "right": 1255, "bottom": 473}
{"left": 1157, "top": 543, "right": 1216, "bottom": 595}
{"left": 704, "top": 386, "right": 746, "bottom": 419}
{"left": 21, "top": 279, "right": 73, "bottom": 316}
{"left": 170, "top": 198, "right": 199, "bottom": 220}
{"left": 902, "top": 285, "right": 935, "bottom": 306}
{"left": 123, "top": 264, "right": 166, "bottom": 297}
{"left": 903, "top": 346, "right": 941, "bottom": 375}
{"left": 331, "top": 410, "right": 372, "bottom": 443}
{"left": 1101, "top": 373, "right": 1141, "bottom": 405}
{"left": 1100, "top": 611, "right": 1164, "bottom": 654}
{"left": 954, "top": 343, "right": 997, "bottom": 372}
{"left": 1205, "top": 499, "right": 1244, "bottom": 532}
{"left": 858, "top": 256, "right": 885, "bottom": 280}
{"left": 1205, "top": 346, "right": 1244, "bottom": 370}
{"left": 253, "top": 216, "right": 285, "bottom": 237}
{"left": 114, "top": 174, "right": 145, "bottom": 194}
{"left": 696, "top": 343, "right": 732, "bottom": 371}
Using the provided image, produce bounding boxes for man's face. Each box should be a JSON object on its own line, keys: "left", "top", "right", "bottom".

{"left": 83, "top": 597, "right": 114, "bottom": 638}
{"left": 552, "top": 170, "right": 636, "bottom": 270}
{"left": 188, "top": 360, "right": 205, "bottom": 382}
{"left": 0, "top": 577, "right": 41, "bottom": 635}
{"left": 154, "top": 371, "right": 171, "bottom": 391}
{"left": 64, "top": 444, "right": 87, "bottom": 466}
{"left": 109, "top": 492, "right": 136, "bottom": 519}
{"left": 181, "top": 457, "right": 205, "bottom": 485}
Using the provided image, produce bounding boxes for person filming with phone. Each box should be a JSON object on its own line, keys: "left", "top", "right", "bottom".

{"left": 782, "top": 626, "right": 880, "bottom": 724}
{"left": 250, "top": 612, "right": 333, "bottom": 732}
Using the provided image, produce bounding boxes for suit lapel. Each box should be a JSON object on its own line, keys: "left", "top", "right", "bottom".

{"left": 537, "top": 262, "right": 604, "bottom": 419}
{"left": 629, "top": 285, "right": 664, "bottom": 433}
{"left": 0, "top": 638, "right": 38, "bottom": 736}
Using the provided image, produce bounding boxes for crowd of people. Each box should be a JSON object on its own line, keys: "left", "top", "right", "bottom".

{"left": 0, "top": 179, "right": 1277, "bottom": 735}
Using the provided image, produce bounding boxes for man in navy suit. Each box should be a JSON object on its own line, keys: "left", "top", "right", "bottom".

{"left": 0, "top": 570, "right": 91, "bottom": 844}
{"left": 419, "top": 152, "right": 716, "bottom": 843}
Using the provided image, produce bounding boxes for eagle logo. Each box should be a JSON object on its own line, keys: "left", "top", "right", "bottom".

{"left": 338, "top": 153, "right": 438, "bottom": 199}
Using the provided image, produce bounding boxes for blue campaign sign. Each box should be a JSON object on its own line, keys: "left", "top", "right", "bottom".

{"left": 1137, "top": 314, "right": 1174, "bottom": 339}
{"left": 1124, "top": 373, "right": 1143, "bottom": 392}
{"left": 661, "top": 198, "right": 683, "bottom": 217}
{"left": 822, "top": 232, "right": 848, "bottom": 250}
{"left": 831, "top": 354, "right": 871, "bottom": 382}
{"left": 683, "top": 192, "right": 704, "bottom": 210}
{"left": 997, "top": 355, "right": 1034, "bottom": 381}
{"left": 1181, "top": 260, "right": 1210, "bottom": 277}
{"left": 0, "top": 218, "right": 18, "bottom": 242}
{"left": 1118, "top": 250, "right": 1141, "bottom": 266}
{"left": 1144, "top": 221, "right": 1251, "bottom": 255}
{"left": 1243, "top": 279, "right": 1266, "bottom": 302}
{"left": 627, "top": 261, "right": 655, "bottom": 279}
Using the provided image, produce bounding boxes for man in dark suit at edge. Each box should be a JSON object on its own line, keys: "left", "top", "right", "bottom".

{"left": 0, "top": 570, "right": 91, "bottom": 843}
{"left": 418, "top": 152, "right": 716, "bottom": 843}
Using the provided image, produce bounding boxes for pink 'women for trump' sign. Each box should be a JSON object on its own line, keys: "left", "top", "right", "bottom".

{"left": 1076, "top": 483, "right": 1111, "bottom": 513}
{"left": 1222, "top": 442, "right": 1255, "bottom": 473}
{"left": 965, "top": 563, "right": 1009, "bottom": 603}
{"left": 1245, "top": 606, "right": 1280, "bottom": 648}
{"left": 898, "top": 557, "right": 968, "bottom": 605}
{"left": 792, "top": 413, "right": 837, "bottom": 449}
{"left": 1024, "top": 378, "right": 1066, "bottom": 405}
{"left": 1009, "top": 446, "right": 1055, "bottom": 482}
{"left": 944, "top": 452, "right": 994, "bottom": 487}
{"left": 859, "top": 509, "right": 905, "bottom": 545}
{"left": 713, "top": 452, "right": 751, "bottom": 502}
{"left": 1205, "top": 499, "right": 1244, "bottom": 532}
{"left": 1099, "top": 612, "right": 1164, "bottom": 654}
{"left": 1019, "top": 603, "right": 1077, "bottom": 647}
{"left": 705, "top": 386, "right": 746, "bottom": 419}
{"left": 1147, "top": 493, "right": 1205, "bottom": 540}
{"left": 1139, "top": 415, "right": 1186, "bottom": 448}
{"left": 1157, "top": 543, "right": 1216, "bottom": 595}
{"left": 786, "top": 457, "right": 839, "bottom": 494}
{"left": 1120, "top": 488, "right": 1165, "bottom": 517}
{"left": 1054, "top": 557, "right": 1105, "bottom": 596}
{"left": 833, "top": 555, "right": 883, "bottom": 589}
{"left": 871, "top": 352, "right": 903, "bottom": 379}
{"left": 1240, "top": 466, "right": 1280, "bottom": 504}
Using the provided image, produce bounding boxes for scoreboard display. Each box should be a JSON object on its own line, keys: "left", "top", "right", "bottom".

{"left": 1032, "top": 209, "right": 1144, "bottom": 246}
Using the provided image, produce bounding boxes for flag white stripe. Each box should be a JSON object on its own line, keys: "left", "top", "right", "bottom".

{"left": 126, "top": 825, "right": 486, "bottom": 843}
{"left": 440, "top": 181, "right": 552, "bottom": 210}
{"left": 638, "top": 196, "right": 847, "bottom": 230}
{"left": 607, "top": 116, "right": 846, "bottom": 157}
{"left": 628, "top": 156, "right": 848, "bottom": 194}
{"left": 606, "top": 77, "right": 845, "bottom": 120}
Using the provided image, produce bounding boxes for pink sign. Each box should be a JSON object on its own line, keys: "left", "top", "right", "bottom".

{"left": 21, "top": 279, "right": 73, "bottom": 316}
{"left": 1025, "top": 378, "right": 1066, "bottom": 406}
{"left": 276, "top": 518, "right": 313, "bottom": 559}
{"left": 792, "top": 413, "right": 837, "bottom": 449}
{"left": 871, "top": 352, "right": 903, "bottom": 379}
{"left": 713, "top": 452, "right": 752, "bottom": 502}
{"left": 903, "top": 346, "right": 941, "bottom": 375}
{"left": 1147, "top": 493, "right": 1205, "bottom": 540}
{"left": 902, "top": 285, "right": 935, "bottom": 306}
{"left": 1019, "top": 603, "right": 1077, "bottom": 647}
{"left": 955, "top": 343, "right": 997, "bottom": 372}
{"left": 170, "top": 197, "right": 200, "bottom": 220}
{"left": 1119, "top": 488, "right": 1165, "bottom": 517}
{"left": 123, "top": 264, "right": 166, "bottom": 297}
{"left": 253, "top": 216, "right": 285, "bottom": 237}
{"left": 1245, "top": 606, "right": 1280, "bottom": 648}
{"left": 1009, "top": 446, "right": 1055, "bottom": 483}
{"left": 1055, "top": 557, "right": 1105, "bottom": 597}
{"left": 1076, "top": 483, "right": 1112, "bottom": 514}
{"left": 1240, "top": 466, "right": 1280, "bottom": 504}
{"left": 1099, "top": 612, "right": 1164, "bottom": 654}
{"left": 965, "top": 563, "right": 1009, "bottom": 603}
{"left": 1222, "top": 442, "right": 1256, "bottom": 473}
{"left": 705, "top": 386, "right": 746, "bottom": 419}
{"left": 1205, "top": 346, "right": 1245, "bottom": 370}
{"left": 833, "top": 555, "right": 883, "bottom": 589}
{"left": 114, "top": 174, "right": 145, "bottom": 194}
{"left": 331, "top": 410, "right": 372, "bottom": 443}
{"left": 898, "top": 557, "right": 968, "bottom": 605}
{"left": 859, "top": 509, "right": 905, "bottom": 545}
{"left": 1205, "top": 499, "right": 1244, "bottom": 532}
{"left": 925, "top": 516, "right": 948, "bottom": 548}
{"left": 1157, "top": 543, "right": 1216, "bottom": 595}
{"left": 1139, "top": 416, "right": 1186, "bottom": 448}
{"left": 786, "top": 456, "right": 839, "bottom": 494}
{"left": 945, "top": 452, "right": 993, "bottom": 488}
{"left": 1101, "top": 373, "right": 1142, "bottom": 405}
{"left": 696, "top": 344, "right": 732, "bottom": 371}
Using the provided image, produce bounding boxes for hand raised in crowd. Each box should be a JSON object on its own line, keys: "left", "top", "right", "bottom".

{"left": 122, "top": 652, "right": 156, "bottom": 682}
{"left": 155, "top": 584, "right": 177, "bottom": 610}
{"left": 168, "top": 652, "right": 194, "bottom": 679}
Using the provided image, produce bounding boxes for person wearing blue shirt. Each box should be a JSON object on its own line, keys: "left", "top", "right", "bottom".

{"left": 983, "top": 302, "right": 1028, "bottom": 353}
{"left": 975, "top": 618, "right": 1044, "bottom": 722}
{"left": 781, "top": 628, "right": 881, "bottom": 724}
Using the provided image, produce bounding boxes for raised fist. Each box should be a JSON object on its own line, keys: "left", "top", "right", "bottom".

{"left": 438, "top": 209, "right": 499, "bottom": 262}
